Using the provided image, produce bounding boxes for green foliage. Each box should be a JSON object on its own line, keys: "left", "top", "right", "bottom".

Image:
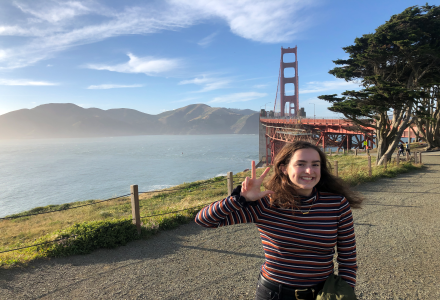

{"left": 156, "top": 214, "right": 190, "bottom": 230}
{"left": 7, "top": 210, "right": 199, "bottom": 261}
{"left": 318, "top": 4, "right": 440, "bottom": 163}
{"left": 34, "top": 219, "right": 141, "bottom": 257}
{"left": 99, "top": 211, "right": 113, "bottom": 218}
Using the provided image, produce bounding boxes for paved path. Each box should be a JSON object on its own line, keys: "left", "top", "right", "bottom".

{"left": 1, "top": 153, "right": 439, "bottom": 299}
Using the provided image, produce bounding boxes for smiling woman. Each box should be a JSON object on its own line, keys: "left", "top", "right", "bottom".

{"left": 195, "top": 141, "right": 363, "bottom": 300}
{"left": 279, "top": 148, "right": 321, "bottom": 196}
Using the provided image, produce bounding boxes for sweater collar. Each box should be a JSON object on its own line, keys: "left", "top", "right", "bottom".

{"left": 298, "top": 187, "right": 317, "bottom": 204}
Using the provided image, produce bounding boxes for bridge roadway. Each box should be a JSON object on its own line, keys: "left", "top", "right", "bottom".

{"left": 1, "top": 152, "right": 439, "bottom": 299}
{"left": 260, "top": 117, "right": 416, "bottom": 138}
{"left": 259, "top": 117, "right": 418, "bottom": 163}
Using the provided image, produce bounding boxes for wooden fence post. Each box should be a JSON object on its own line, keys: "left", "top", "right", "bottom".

{"left": 419, "top": 152, "right": 422, "bottom": 164}
{"left": 406, "top": 152, "right": 409, "bottom": 161}
{"left": 355, "top": 149, "right": 358, "bottom": 156}
{"left": 227, "top": 171, "right": 234, "bottom": 195}
{"left": 368, "top": 155, "right": 372, "bottom": 177}
{"left": 396, "top": 153, "right": 400, "bottom": 166}
{"left": 333, "top": 161, "right": 338, "bottom": 177}
{"left": 384, "top": 157, "right": 387, "bottom": 170}
{"left": 329, "top": 148, "right": 332, "bottom": 156}
{"left": 130, "top": 185, "right": 141, "bottom": 235}
{"left": 414, "top": 152, "right": 418, "bottom": 164}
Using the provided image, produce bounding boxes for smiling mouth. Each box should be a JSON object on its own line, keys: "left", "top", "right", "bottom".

{"left": 300, "top": 177, "right": 314, "bottom": 181}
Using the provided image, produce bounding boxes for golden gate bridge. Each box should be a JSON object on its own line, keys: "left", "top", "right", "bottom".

{"left": 258, "top": 46, "right": 416, "bottom": 165}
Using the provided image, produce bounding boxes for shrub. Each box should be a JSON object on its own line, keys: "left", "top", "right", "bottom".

{"left": 35, "top": 219, "right": 141, "bottom": 257}
{"left": 28, "top": 211, "right": 198, "bottom": 258}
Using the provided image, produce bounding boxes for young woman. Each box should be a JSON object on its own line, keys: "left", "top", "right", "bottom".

{"left": 195, "top": 141, "right": 363, "bottom": 300}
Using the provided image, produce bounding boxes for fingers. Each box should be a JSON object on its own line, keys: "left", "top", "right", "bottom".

{"left": 251, "top": 160, "right": 256, "bottom": 179}
{"left": 259, "top": 167, "right": 271, "bottom": 180}
{"left": 242, "top": 177, "right": 249, "bottom": 191}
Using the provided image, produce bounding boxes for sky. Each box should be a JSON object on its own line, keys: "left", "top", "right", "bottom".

{"left": 0, "top": 0, "right": 437, "bottom": 117}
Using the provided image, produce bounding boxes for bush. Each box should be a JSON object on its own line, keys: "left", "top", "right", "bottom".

{"left": 157, "top": 214, "right": 189, "bottom": 230}
{"left": 35, "top": 219, "right": 141, "bottom": 257}
{"left": 30, "top": 210, "right": 199, "bottom": 258}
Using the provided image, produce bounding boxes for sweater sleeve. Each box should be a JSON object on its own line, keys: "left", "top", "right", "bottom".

{"left": 195, "top": 185, "right": 259, "bottom": 228}
{"left": 337, "top": 197, "right": 357, "bottom": 287}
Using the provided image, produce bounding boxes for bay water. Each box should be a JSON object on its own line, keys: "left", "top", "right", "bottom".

{"left": 0, "top": 135, "right": 258, "bottom": 218}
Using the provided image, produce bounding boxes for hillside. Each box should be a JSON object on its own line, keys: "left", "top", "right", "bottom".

{"left": 0, "top": 103, "right": 259, "bottom": 139}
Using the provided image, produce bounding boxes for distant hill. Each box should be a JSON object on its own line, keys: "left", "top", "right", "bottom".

{"left": 0, "top": 103, "right": 259, "bottom": 139}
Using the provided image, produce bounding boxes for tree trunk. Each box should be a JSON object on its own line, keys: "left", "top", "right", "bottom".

{"left": 414, "top": 86, "right": 440, "bottom": 149}
{"left": 375, "top": 107, "right": 413, "bottom": 165}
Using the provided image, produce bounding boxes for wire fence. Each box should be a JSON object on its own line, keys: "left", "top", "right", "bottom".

{"left": 138, "top": 203, "right": 209, "bottom": 219}
{"left": 0, "top": 237, "right": 68, "bottom": 254}
{"left": 0, "top": 194, "right": 132, "bottom": 221}
{"left": 0, "top": 201, "right": 213, "bottom": 254}
{"left": 0, "top": 172, "right": 254, "bottom": 254}
{"left": 1, "top": 175, "right": 250, "bottom": 221}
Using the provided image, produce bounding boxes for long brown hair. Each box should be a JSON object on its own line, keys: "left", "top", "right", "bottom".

{"left": 264, "top": 141, "right": 363, "bottom": 209}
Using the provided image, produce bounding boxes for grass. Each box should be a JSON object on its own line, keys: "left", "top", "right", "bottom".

{"left": 0, "top": 153, "right": 424, "bottom": 268}
{"left": 326, "top": 153, "right": 421, "bottom": 186}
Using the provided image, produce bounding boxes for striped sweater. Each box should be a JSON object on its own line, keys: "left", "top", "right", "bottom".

{"left": 195, "top": 187, "right": 357, "bottom": 288}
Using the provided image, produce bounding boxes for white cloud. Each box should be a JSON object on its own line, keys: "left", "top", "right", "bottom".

{"left": 0, "top": 79, "right": 58, "bottom": 86}
{"left": 0, "top": 0, "right": 318, "bottom": 69}
{"left": 0, "top": 26, "right": 34, "bottom": 36}
{"left": 0, "top": 50, "right": 7, "bottom": 60}
{"left": 179, "top": 75, "right": 230, "bottom": 92}
{"left": 199, "top": 80, "right": 230, "bottom": 92}
{"left": 211, "top": 92, "right": 267, "bottom": 103}
{"left": 15, "top": 1, "right": 92, "bottom": 23}
{"left": 253, "top": 84, "right": 267, "bottom": 88}
{"left": 298, "top": 80, "right": 361, "bottom": 94}
{"left": 87, "top": 84, "right": 144, "bottom": 89}
{"left": 169, "top": 0, "right": 317, "bottom": 43}
{"left": 198, "top": 32, "right": 218, "bottom": 47}
{"left": 0, "top": 2, "right": 194, "bottom": 69}
{"left": 86, "top": 53, "right": 180, "bottom": 76}
{"left": 179, "top": 76, "right": 211, "bottom": 85}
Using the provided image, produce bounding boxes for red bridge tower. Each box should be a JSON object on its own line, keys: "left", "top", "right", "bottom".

{"left": 279, "top": 46, "right": 299, "bottom": 117}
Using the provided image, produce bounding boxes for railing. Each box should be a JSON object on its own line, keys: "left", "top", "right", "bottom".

{"left": 0, "top": 173, "right": 247, "bottom": 254}
{"left": 260, "top": 115, "right": 374, "bottom": 120}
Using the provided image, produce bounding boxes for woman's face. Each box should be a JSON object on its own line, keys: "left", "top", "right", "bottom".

{"left": 280, "top": 148, "right": 321, "bottom": 196}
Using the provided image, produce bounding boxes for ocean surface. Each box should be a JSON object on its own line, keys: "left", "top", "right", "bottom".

{"left": 0, "top": 135, "right": 258, "bottom": 218}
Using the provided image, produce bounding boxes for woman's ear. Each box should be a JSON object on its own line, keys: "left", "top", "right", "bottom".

{"left": 279, "top": 164, "right": 287, "bottom": 175}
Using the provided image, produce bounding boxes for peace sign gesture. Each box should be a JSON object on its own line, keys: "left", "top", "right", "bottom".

{"left": 240, "top": 161, "right": 273, "bottom": 202}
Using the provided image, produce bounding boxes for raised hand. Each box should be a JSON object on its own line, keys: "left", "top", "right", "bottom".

{"left": 240, "top": 161, "right": 273, "bottom": 202}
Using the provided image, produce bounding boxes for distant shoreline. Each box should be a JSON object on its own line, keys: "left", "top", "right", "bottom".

{"left": 0, "top": 133, "right": 258, "bottom": 140}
